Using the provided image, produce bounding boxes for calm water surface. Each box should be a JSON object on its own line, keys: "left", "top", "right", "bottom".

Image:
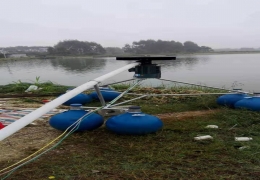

{"left": 1, "top": 54, "right": 260, "bottom": 92}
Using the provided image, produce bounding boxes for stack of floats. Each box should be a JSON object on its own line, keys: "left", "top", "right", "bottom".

{"left": 217, "top": 89, "right": 260, "bottom": 111}
{"left": 49, "top": 104, "right": 104, "bottom": 132}
{"left": 62, "top": 87, "right": 121, "bottom": 105}
{"left": 49, "top": 88, "right": 163, "bottom": 135}
{"left": 51, "top": 87, "right": 260, "bottom": 135}
{"left": 49, "top": 105, "right": 163, "bottom": 135}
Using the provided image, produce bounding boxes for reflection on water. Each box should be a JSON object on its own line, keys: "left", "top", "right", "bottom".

{"left": 1, "top": 54, "right": 260, "bottom": 92}
{"left": 159, "top": 56, "right": 203, "bottom": 70}
{"left": 50, "top": 58, "right": 107, "bottom": 72}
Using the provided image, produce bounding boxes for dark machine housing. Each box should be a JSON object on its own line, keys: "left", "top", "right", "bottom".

{"left": 116, "top": 57, "right": 176, "bottom": 79}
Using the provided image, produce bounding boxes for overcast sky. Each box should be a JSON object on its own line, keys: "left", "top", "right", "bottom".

{"left": 0, "top": 0, "right": 260, "bottom": 48}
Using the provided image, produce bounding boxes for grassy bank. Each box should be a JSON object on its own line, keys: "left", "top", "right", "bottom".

{"left": 0, "top": 80, "right": 73, "bottom": 94}
{"left": 0, "top": 82, "right": 260, "bottom": 179}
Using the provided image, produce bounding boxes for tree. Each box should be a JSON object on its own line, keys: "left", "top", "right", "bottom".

{"left": 50, "top": 40, "right": 106, "bottom": 55}
{"left": 200, "top": 46, "right": 213, "bottom": 52}
{"left": 105, "top": 47, "right": 125, "bottom": 55}
{"left": 123, "top": 39, "right": 187, "bottom": 54}
{"left": 88, "top": 42, "right": 106, "bottom": 54}
{"left": 173, "top": 41, "right": 184, "bottom": 52}
{"left": 122, "top": 44, "right": 133, "bottom": 53}
{"left": 55, "top": 47, "right": 70, "bottom": 55}
{"left": 183, "top": 41, "right": 201, "bottom": 53}
{"left": 47, "top": 47, "right": 55, "bottom": 54}
{"left": 0, "top": 49, "right": 7, "bottom": 58}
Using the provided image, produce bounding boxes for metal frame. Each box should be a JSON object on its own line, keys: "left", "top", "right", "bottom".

{"left": 93, "top": 85, "right": 106, "bottom": 106}
{"left": 84, "top": 77, "right": 248, "bottom": 116}
{"left": 0, "top": 62, "right": 140, "bottom": 141}
{"left": 0, "top": 59, "right": 250, "bottom": 141}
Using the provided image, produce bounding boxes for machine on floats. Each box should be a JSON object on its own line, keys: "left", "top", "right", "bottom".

{"left": 0, "top": 56, "right": 256, "bottom": 140}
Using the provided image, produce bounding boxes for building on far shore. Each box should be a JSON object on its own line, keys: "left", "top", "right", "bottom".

{"left": 7, "top": 54, "right": 27, "bottom": 58}
{"left": 38, "top": 47, "right": 48, "bottom": 52}
{"left": 240, "top": 48, "right": 256, "bottom": 51}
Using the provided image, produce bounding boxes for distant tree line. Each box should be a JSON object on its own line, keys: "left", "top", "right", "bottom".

{"left": 2, "top": 46, "right": 48, "bottom": 52}
{"left": 47, "top": 39, "right": 213, "bottom": 56}
{"left": 0, "top": 46, "right": 48, "bottom": 56}
{"left": 48, "top": 40, "right": 106, "bottom": 55}
{"left": 123, "top": 40, "right": 213, "bottom": 54}
{"left": 0, "top": 39, "right": 213, "bottom": 58}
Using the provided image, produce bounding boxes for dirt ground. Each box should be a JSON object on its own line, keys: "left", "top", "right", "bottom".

{"left": 156, "top": 109, "right": 219, "bottom": 121}
{"left": 0, "top": 108, "right": 219, "bottom": 163}
{"left": 0, "top": 98, "right": 64, "bottom": 162}
{"left": 0, "top": 96, "right": 219, "bottom": 163}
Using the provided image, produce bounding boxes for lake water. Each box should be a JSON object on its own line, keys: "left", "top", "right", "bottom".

{"left": 1, "top": 54, "right": 260, "bottom": 92}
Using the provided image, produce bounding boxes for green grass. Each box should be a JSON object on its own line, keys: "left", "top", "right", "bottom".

{"left": 1, "top": 109, "right": 260, "bottom": 179}
{"left": 111, "top": 82, "right": 227, "bottom": 93}
{"left": 86, "top": 85, "right": 221, "bottom": 114}
{"left": 0, "top": 80, "right": 72, "bottom": 94}
{"left": 108, "top": 83, "right": 224, "bottom": 114}
{"left": 1, "top": 82, "right": 260, "bottom": 179}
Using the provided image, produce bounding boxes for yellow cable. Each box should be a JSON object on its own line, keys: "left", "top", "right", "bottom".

{"left": 0, "top": 127, "right": 69, "bottom": 173}
{"left": 0, "top": 82, "right": 137, "bottom": 174}
{"left": 0, "top": 109, "right": 96, "bottom": 173}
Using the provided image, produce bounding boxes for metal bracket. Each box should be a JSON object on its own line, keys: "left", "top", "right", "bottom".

{"left": 82, "top": 105, "right": 131, "bottom": 117}
{"left": 93, "top": 84, "right": 106, "bottom": 106}
{"left": 98, "top": 106, "right": 130, "bottom": 117}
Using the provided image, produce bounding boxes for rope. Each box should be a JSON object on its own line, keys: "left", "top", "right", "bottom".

{"left": 0, "top": 110, "right": 96, "bottom": 174}
{"left": 0, "top": 80, "right": 142, "bottom": 178}
{"left": 0, "top": 109, "right": 100, "bottom": 179}
{"left": 1, "top": 119, "right": 82, "bottom": 179}
{"left": 160, "top": 78, "right": 253, "bottom": 95}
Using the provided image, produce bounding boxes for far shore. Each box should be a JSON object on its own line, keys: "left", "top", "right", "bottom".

{"left": 1, "top": 51, "right": 260, "bottom": 61}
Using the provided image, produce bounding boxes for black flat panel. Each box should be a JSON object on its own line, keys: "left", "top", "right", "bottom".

{"left": 116, "top": 57, "right": 176, "bottom": 61}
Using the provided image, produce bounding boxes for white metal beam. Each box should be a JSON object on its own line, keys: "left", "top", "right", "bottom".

{"left": 0, "top": 62, "right": 139, "bottom": 141}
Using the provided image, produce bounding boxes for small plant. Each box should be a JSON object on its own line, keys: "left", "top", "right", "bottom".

{"left": 12, "top": 79, "right": 22, "bottom": 86}
{"left": 34, "top": 76, "right": 41, "bottom": 86}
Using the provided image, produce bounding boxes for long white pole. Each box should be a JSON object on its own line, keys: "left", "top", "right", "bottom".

{"left": 0, "top": 62, "right": 139, "bottom": 141}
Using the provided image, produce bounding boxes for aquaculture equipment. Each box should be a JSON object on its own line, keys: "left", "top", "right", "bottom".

{"left": 106, "top": 106, "right": 163, "bottom": 135}
{"left": 0, "top": 62, "right": 139, "bottom": 141}
{"left": 2, "top": 55, "right": 259, "bottom": 178}
{"left": 49, "top": 104, "right": 103, "bottom": 132}
{"left": 62, "top": 92, "right": 92, "bottom": 106}
{"left": 234, "top": 93, "right": 260, "bottom": 111}
{"left": 0, "top": 56, "right": 253, "bottom": 141}
{"left": 117, "top": 56, "right": 176, "bottom": 78}
{"left": 90, "top": 87, "right": 120, "bottom": 101}
{"left": 217, "top": 89, "right": 248, "bottom": 107}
